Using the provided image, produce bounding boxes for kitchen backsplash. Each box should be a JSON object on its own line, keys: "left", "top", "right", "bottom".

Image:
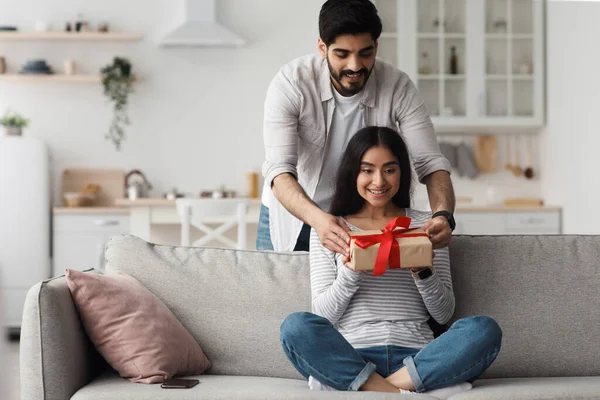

{"left": 413, "top": 134, "right": 543, "bottom": 209}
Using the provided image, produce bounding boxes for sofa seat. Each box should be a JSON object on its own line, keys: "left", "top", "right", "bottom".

{"left": 454, "top": 377, "right": 600, "bottom": 400}
{"left": 70, "top": 371, "right": 439, "bottom": 399}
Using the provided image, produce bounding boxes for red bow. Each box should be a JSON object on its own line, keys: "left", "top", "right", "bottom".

{"left": 353, "top": 216, "right": 428, "bottom": 276}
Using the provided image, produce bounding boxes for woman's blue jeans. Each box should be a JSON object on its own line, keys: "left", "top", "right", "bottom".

{"left": 280, "top": 312, "right": 502, "bottom": 392}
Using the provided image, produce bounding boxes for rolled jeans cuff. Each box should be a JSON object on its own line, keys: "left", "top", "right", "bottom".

{"left": 403, "top": 355, "right": 425, "bottom": 392}
{"left": 348, "top": 361, "right": 377, "bottom": 391}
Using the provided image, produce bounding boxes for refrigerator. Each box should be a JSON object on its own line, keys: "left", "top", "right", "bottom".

{"left": 0, "top": 135, "right": 51, "bottom": 329}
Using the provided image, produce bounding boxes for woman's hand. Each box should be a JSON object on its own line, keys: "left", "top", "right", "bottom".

{"left": 342, "top": 255, "right": 370, "bottom": 274}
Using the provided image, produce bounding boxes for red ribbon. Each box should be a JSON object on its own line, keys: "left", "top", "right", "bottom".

{"left": 352, "top": 216, "right": 428, "bottom": 276}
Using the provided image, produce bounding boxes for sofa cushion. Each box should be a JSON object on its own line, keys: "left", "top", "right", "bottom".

{"left": 105, "top": 235, "right": 600, "bottom": 382}
{"left": 71, "top": 371, "right": 436, "bottom": 399}
{"left": 65, "top": 269, "right": 211, "bottom": 383}
{"left": 104, "top": 235, "right": 311, "bottom": 379}
{"left": 452, "top": 377, "right": 600, "bottom": 399}
{"left": 449, "top": 235, "right": 600, "bottom": 379}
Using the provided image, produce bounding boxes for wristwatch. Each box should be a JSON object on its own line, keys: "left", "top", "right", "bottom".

{"left": 411, "top": 268, "right": 433, "bottom": 280}
{"left": 432, "top": 210, "right": 456, "bottom": 231}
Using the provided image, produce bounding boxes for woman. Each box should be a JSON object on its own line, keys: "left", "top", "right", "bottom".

{"left": 280, "top": 126, "right": 502, "bottom": 397}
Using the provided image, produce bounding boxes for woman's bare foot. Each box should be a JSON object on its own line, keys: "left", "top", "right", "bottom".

{"left": 360, "top": 372, "right": 403, "bottom": 392}
{"left": 385, "top": 366, "right": 416, "bottom": 391}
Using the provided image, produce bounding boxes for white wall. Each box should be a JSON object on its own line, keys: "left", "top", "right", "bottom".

{"left": 0, "top": 0, "right": 553, "bottom": 211}
{"left": 540, "top": 0, "right": 600, "bottom": 233}
{"left": 0, "top": 0, "right": 322, "bottom": 202}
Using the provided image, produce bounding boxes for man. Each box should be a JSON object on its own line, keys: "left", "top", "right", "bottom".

{"left": 258, "top": 0, "right": 456, "bottom": 254}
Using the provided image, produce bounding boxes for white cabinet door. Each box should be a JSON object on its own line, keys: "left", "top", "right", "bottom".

{"left": 53, "top": 232, "right": 109, "bottom": 276}
{"left": 474, "top": 0, "right": 545, "bottom": 127}
{"left": 385, "top": 0, "right": 545, "bottom": 131}
{"left": 505, "top": 211, "right": 561, "bottom": 234}
{"left": 454, "top": 212, "right": 505, "bottom": 234}
{"left": 453, "top": 210, "right": 561, "bottom": 235}
{"left": 53, "top": 214, "right": 129, "bottom": 277}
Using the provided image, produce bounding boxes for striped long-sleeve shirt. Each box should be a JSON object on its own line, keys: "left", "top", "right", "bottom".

{"left": 310, "top": 209, "right": 454, "bottom": 349}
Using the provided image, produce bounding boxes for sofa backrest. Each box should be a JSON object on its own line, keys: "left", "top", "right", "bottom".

{"left": 105, "top": 234, "right": 600, "bottom": 380}
{"left": 105, "top": 235, "right": 311, "bottom": 380}
{"left": 449, "top": 235, "right": 600, "bottom": 379}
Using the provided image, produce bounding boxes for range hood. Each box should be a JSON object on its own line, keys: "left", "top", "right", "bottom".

{"left": 160, "top": 0, "right": 245, "bottom": 47}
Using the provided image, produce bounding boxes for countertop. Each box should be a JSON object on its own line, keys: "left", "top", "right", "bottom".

{"left": 114, "top": 198, "right": 263, "bottom": 206}
{"left": 454, "top": 205, "right": 562, "bottom": 212}
{"left": 53, "top": 206, "right": 130, "bottom": 214}
{"left": 54, "top": 198, "right": 561, "bottom": 214}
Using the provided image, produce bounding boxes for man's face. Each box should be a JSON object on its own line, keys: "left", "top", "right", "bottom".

{"left": 318, "top": 33, "right": 377, "bottom": 97}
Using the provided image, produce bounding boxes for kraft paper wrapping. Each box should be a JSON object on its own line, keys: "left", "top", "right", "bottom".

{"left": 348, "top": 228, "right": 433, "bottom": 273}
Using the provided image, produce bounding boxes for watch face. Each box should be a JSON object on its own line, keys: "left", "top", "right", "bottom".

{"left": 419, "top": 268, "right": 433, "bottom": 279}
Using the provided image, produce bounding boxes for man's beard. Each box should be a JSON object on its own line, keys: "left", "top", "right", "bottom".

{"left": 327, "top": 57, "right": 373, "bottom": 96}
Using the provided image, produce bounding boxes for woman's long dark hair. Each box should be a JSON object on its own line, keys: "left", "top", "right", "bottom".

{"left": 329, "top": 126, "right": 413, "bottom": 217}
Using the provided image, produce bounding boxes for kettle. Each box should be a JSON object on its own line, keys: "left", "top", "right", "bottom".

{"left": 125, "top": 169, "right": 152, "bottom": 200}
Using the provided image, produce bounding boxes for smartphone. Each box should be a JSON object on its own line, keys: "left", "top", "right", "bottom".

{"left": 161, "top": 378, "right": 200, "bottom": 389}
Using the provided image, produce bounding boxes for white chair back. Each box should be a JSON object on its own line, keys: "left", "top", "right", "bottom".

{"left": 176, "top": 198, "right": 250, "bottom": 249}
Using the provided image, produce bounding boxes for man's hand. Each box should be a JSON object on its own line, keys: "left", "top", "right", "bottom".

{"left": 423, "top": 216, "right": 452, "bottom": 249}
{"left": 313, "top": 213, "right": 351, "bottom": 256}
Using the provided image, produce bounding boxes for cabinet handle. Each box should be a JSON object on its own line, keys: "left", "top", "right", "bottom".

{"left": 93, "top": 219, "right": 120, "bottom": 226}
{"left": 521, "top": 217, "right": 545, "bottom": 225}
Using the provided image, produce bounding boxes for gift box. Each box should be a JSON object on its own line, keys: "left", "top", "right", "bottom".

{"left": 348, "top": 216, "right": 433, "bottom": 276}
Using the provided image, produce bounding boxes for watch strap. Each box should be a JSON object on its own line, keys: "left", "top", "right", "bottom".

{"left": 432, "top": 210, "right": 456, "bottom": 231}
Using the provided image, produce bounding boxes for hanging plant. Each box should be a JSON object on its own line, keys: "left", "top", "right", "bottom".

{"left": 101, "top": 57, "right": 134, "bottom": 151}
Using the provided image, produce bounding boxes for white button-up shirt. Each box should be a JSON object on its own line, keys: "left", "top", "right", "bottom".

{"left": 261, "top": 54, "right": 451, "bottom": 251}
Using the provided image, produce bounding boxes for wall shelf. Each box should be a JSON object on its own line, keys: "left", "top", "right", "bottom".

{"left": 0, "top": 74, "right": 101, "bottom": 83}
{"left": 0, "top": 32, "right": 142, "bottom": 41}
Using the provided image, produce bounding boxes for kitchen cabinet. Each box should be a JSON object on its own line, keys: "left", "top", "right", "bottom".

{"left": 52, "top": 211, "right": 130, "bottom": 277}
{"left": 453, "top": 208, "right": 561, "bottom": 235}
{"left": 374, "top": 0, "right": 545, "bottom": 131}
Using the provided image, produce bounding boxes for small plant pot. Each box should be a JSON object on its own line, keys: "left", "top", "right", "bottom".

{"left": 5, "top": 126, "right": 22, "bottom": 136}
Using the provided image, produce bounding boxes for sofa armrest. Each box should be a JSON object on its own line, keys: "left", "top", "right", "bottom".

{"left": 20, "top": 276, "right": 107, "bottom": 400}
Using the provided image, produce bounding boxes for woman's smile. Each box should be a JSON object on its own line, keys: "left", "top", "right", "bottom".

{"left": 367, "top": 188, "right": 390, "bottom": 197}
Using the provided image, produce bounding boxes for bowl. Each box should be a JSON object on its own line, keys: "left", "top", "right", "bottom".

{"left": 64, "top": 192, "right": 95, "bottom": 207}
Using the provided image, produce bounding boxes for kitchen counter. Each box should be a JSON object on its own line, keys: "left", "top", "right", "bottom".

{"left": 53, "top": 207, "right": 130, "bottom": 214}
{"left": 114, "top": 197, "right": 262, "bottom": 242}
{"left": 455, "top": 205, "right": 562, "bottom": 212}
{"left": 114, "top": 198, "right": 262, "bottom": 206}
{"left": 53, "top": 198, "right": 563, "bottom": 244}
{"left": 114, "top": 198, "right": 560, "bottom": 212}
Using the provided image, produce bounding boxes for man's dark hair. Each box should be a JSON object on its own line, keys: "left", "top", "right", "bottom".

{"left": 329, "top": 126, "right": 413, "bottom": 217}
{"left": 319, "top": 0, "right": 383, "bottom": 46}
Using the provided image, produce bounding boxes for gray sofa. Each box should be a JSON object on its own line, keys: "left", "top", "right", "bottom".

{"left": 20, "top": 234, "right": 600, "bottom": 399}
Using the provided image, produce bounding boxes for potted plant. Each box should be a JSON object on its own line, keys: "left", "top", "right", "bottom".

{"left": 101, "top": 57, "right": 135, "bottom": 151}
{"left": 0, "top": 110, "right": 29, "bottom": 136}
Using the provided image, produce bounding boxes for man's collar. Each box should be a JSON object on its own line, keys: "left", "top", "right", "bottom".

{"left": 318, "top": 59, "right": 334, "bottom": 102}
{"left": 317, "top": 58, "right": 377, "bottom": 107}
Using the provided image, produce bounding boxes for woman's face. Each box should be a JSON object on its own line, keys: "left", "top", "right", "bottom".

{"left": 356, "top": 145, "right": 401, "bottom": 208}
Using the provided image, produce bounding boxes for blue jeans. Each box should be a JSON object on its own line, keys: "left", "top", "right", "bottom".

{"left": 280, "top": 312, "right": 502, "bottom": 392}
{"left": 256, "top": 204, "right": 311, "bottom": 251}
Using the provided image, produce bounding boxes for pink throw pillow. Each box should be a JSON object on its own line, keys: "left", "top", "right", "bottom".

{"left": 65, "top": 269, "right": 211, "bottom": 383}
